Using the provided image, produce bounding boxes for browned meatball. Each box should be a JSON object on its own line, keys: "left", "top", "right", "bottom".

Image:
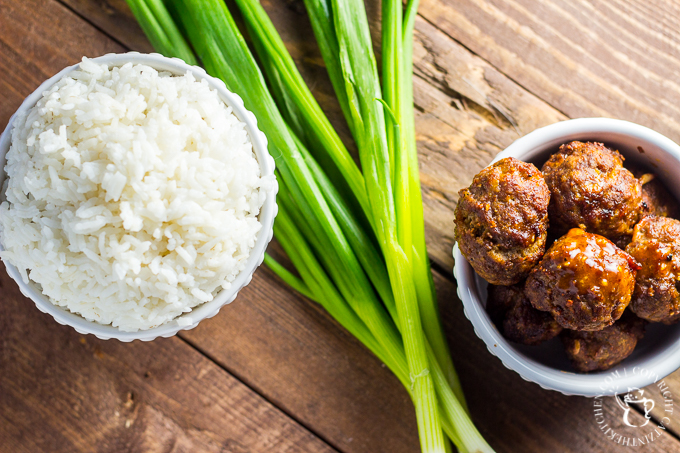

{"left": 637, "top": 173, "right": 680, "bottom": 219}
{"left": 626, "top": 216, "right": 680, "bottom": 324}
{"left": 526, "top": 228, "right": 639, "bottom": 331}
{"left": 542, "top": 141, "right": 643, "bottom": 245}
{"left": 487, "top": 284, "right": 563, "bottom": 345}
{"left": 504, "top": 298, "right": 563, "bottom": 346}
{"left": 562, "top": 311, "right": 646, "bottom": 372}
{"left": 455, "top": 158, "right": 550, "bottom": 285}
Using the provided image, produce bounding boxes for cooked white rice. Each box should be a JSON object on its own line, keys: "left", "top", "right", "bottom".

{"left": 0, "top": 58, "right": 273, "bottom": 331}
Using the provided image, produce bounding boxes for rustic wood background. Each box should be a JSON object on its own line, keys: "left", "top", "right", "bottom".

{"left": 2, "top": 0, "right": 680, "bottom": 451}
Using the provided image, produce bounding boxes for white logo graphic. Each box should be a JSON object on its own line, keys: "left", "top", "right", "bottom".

{"left": 593, "top": 367, "right": 674, "bottom": 447}
{"left": 616, "top": 388, "right": 655, "bottom": 428}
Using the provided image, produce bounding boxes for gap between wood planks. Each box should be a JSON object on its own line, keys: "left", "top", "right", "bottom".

{"left": 51, "top": 0, "right": 680, "bottom": 448}
{"left": 39, "top": 3, "right": 342, "bottom": 450}
{"left": 620, "top": 395, "right": 680, "bottom": 440}
{"left": 56, "top": 0, "right": 131, "bottom": 51}
{"left": 50, "top": 0, "right": 523, "bottom": 290}
{"left": 44, "top": 3, "right": 446, "bottom": 449}
{"left": 176, "top": 333, "right": 347, "bottom": 453}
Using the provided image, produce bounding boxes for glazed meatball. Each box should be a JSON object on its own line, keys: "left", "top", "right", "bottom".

{"left": 525, "top": 228, "right": 639, "bottom": 331}
{"left": 626, "top": 216, "right": 680, "bottom": 324}
{"left": 487, "top": 284, "right": 562, "bottom": 345}
{"left": 542, "top": 141, "right": 643, "bottom": 245}
{"left": 562, "top": 311, "right": 646, "bottom": 372}
{"left": 455, "top": 158, "right": 550, "bottom": 285}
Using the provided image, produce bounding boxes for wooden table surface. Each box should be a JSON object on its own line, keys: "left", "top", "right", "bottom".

{"left": 3, "top": 0, "right": 680, "bottom": 451}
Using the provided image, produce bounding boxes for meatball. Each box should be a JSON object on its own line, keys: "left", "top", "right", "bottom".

{"left": 486, "top": 284, "right": 520, "bottom": 326}
{"left": 504, "top": 298, "right": 563, "bottom": 345}
{"left": 630, "top": 166, "right": 679, "bottom": 219}
{"left": 626, "top": 216, "right": 680, "bottom": 324}
{"left": 542, "top": 141, "right": 643, "bottom": 245}
{"left": 562, "top": 311, "right": 646, "bottom": 372}
{"left": 525, "top": 228, "right": 639, "bottom": 331}
{"left": 455, "top": 158, "right": 550, "bottom": 285}
{"left": 487, "top": 284, "right": 562, "bottom": 345}
{"left": 637, "top": 172, "right": 680, "bottom": 219}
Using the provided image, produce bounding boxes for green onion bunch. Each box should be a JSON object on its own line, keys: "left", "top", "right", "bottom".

{"left": 126, "top": 0, "right": 494, "bottom": 451}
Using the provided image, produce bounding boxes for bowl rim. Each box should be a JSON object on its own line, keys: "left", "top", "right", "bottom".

{"left": 453, "top": 117, "right": 680, "bottom": 396}
{"left": 0, "top": 52, "right": 278, "bottom": 342}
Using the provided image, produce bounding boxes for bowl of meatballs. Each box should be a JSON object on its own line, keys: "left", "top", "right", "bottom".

{"left": 453, "top": 117, "right": 680, "bottom": 396}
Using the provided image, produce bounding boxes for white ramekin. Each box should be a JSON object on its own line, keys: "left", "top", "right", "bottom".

{"left": 453, "top": 118, "right": 680, "bottom": 396}
{"left": 0, "top": 52, "right": 278, "bottom": 342}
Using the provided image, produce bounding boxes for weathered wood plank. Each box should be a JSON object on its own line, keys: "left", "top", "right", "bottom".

{"left": 187, "top": 249, "right": 680, "bottom": 452}
{"left": 0, "top": 1, "right": 334, "bottom": 452}
{"left": 417, "top": 0, "right": 680, "bottom": 143}
{"left": 0, "top": 0, "right": 123, "bottom": 78}
{"left": 0, "top": 1, "right": 421, "bottom": 451}
{"left": 0, "top": 271, "right": 336, "bottom": 453}
{"left": 6, "top": 0, "right": 680, "bottom": 452}
{"left": 631, "top": 372, "right": 680, "bottom": 439}
{"left": 411, "top": 17, "right": 565, "bottom": 268}
{"left": 182, "top": 245, "right": 421, "bottom": 453}
{"left": 47, "top": 0, "right": 673, "bottom": 451}
{"left": 58, "top": 0, "right": 565, "bottom": 272}
{"left": 59, "top": 0, "right": 154, "bottom": 53}
{"left": 413, "top": 0, "right": 680, "bottom": 436}
{"left": 0, "top": 271, "right": 339, "bottom": 452}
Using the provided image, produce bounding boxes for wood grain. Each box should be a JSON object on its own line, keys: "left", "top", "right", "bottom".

{"left": 411, "top": 16, "right": 565, "bottom": 267}
{"left": 47, "top": 3, "right": 680, "bottom": 451}
{"left": 4, "top": 0, "right": 680, "bottom": 452}
{"left": 182, "top": 250, "right": 421, "bottom": 453}
{"left": 417, "top": 0, "right": 680, "bottom": 143}
{"left": 176, "top": 254, "right": 680, "bottom": 452}
{"left": 631, "top": 373, "right": 680, "bottom": 439}
{"left": 0, "top": 1, "right": 332, "bottom": 452}
{"left": 412, "top": 0, "right": 680, "bottom": 434}
{"left": 59, "top": 0, "right": 566, "bottom": 271}
{"left": 59, "top": 0, "right": 153, "bottom": 52}
{"left": 0, "top": 269, "right": 335, "bottom": 453}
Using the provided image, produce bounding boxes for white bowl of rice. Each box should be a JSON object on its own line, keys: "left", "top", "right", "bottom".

{"left": 0, "top": 52, "right": 278, "bottom": 341}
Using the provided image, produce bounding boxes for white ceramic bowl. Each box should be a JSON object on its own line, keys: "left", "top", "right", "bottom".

{"left": 453, "top": 118, "right": 680, "bottom": 396}
{"left": 0, "top": 52, "right": 278, "bottom": 342}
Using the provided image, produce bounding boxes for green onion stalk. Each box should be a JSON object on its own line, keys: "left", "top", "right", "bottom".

{"left": 125, "top": 0, "right": 494, "bottom": 451}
